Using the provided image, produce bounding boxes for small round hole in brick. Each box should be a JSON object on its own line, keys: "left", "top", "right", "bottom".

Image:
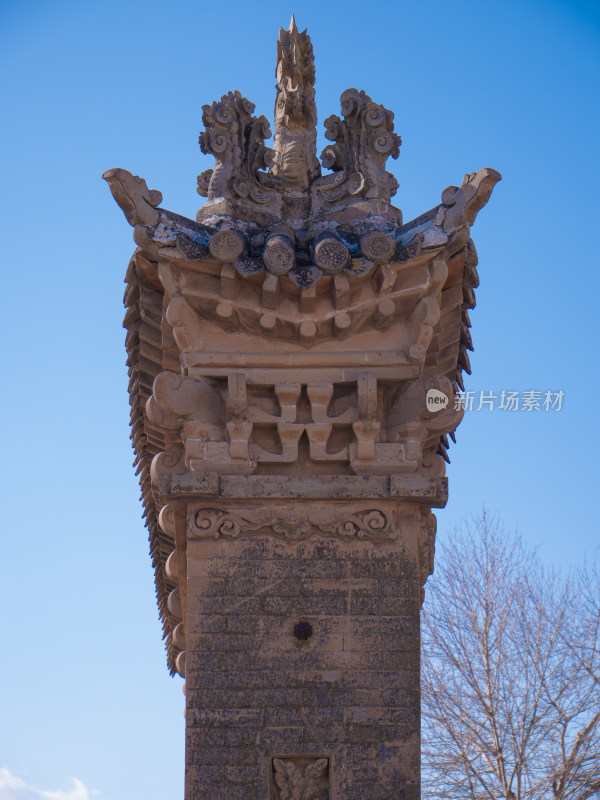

{"left": 293, "top": 620, "right": 313, "bottom": 641}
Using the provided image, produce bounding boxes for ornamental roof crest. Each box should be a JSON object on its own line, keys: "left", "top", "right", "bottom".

{"left": 104, "top": 17, "right": 499, "bottom": 291}
{"left": 195, "top": 15, "right": 403, "bottom": 226}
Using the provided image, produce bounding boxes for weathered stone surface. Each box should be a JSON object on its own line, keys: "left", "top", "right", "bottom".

{"left": 184, "top": 511, "right": 423, "bottom": 799}
{"left": 106, "top": 15, "right": 499, "bottom": 800}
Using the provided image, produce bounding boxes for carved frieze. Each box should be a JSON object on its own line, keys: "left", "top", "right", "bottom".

{"left": 189, "top": 505, "right": 399, "bottom": 541}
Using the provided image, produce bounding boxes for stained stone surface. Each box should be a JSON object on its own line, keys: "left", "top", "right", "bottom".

{"left": 105, "top": 15, "right": 499, "bottom": 800}
{"left": 185, "top": 522, "right": 422, "bottom": 800}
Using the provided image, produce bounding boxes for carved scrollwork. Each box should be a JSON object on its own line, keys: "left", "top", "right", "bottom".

{"left": 273, "top": 757, "right": 329, "bottom": 800}
{"left": 150, "top": 450, "right": 186, "bottom": 490}
{"left": 315, "top": 88, "right": 401, "bottom": 205}
{"left": 321, "top": 510, "right": 398, "bottom": 540}
{"left": 190, "top": 506, "right": 398, "bottom": 541}
{"left": 192, "top": 509, "right": 247, "bottom": 539}
{"left": 198, "top": 90, "right": 279, "bottom": 207}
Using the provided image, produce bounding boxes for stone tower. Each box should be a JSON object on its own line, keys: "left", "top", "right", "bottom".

{"left": 105, "top": 17, "right": 499, "bottom": 800}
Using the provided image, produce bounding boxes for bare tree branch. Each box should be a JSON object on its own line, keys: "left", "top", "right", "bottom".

{"left": 422, "top": 512, "right": 600, "bottom": 800}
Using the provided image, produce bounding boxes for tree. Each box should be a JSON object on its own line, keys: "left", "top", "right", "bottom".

{"left": 421, "top": 512, "right": 600, "bottom": 800}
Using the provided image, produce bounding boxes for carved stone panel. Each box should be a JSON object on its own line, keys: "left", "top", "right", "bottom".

{"left": 273, "top": 757, "right": 329, "bottom": 800}
{"left": 189, "top": 504, "right": 400, "bottom": 541}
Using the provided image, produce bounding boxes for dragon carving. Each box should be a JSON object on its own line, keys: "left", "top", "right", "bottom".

{"left": 271, "top": 16, "right": 321, "bottom": 191}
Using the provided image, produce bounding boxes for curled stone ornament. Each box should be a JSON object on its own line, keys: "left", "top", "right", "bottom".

{"left": 315, "top": 88, "right": 401, "bottom": 206}
{"left": 190, "top": 507, "right": 398, "bottom": 541}
{"left": 198, "top": 90, "right": 278, "bottom": 210}
{"left": 324, "top": 510, "right": 398, "bottom": 540}
{"left": 193, "top": 509, "right": 242, "bottom": 539}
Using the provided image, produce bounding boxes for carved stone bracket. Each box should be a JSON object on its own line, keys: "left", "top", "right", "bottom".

{"left": 146, "top": 364, "right": 464, "bottom": 480}
{"left": 103, "top": 168, "right": 162, "bottom": 227}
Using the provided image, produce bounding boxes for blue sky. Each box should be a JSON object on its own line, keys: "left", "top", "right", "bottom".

{"left": 1, "top": 1, "right": 599, "bottom": 799}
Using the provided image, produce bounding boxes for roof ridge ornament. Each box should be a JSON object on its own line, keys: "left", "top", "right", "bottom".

{"left": 271, "top": 16, "right": 320, "bottom": 192}
{"left": 197, "top": 90, "right": 282, "bottom": 217}
{"left": 314, "top": 88, "right": 401, "bottom": 208}
{"left": 193, "top": 18, "right": 403, "bottom": 226}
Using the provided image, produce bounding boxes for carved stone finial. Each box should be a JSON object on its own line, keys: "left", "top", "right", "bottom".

{"left": 271, "top": 17, "right": 320, "bottom": 191}
{"left": 103, "top": 168, "right": 162, "bottom": 227}
{"left": 314, "top": 88, "right": 401, "bottom": 207}
{"left": 197, "top": 90, "right": 279, "bottom": 212}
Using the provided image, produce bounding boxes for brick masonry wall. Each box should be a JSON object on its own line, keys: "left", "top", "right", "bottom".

{"left": 184, "top": 507, "right": 423, "bottom": 800}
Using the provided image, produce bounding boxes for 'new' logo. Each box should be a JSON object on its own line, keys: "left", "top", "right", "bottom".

{"left": 426, "top": 388, "right": 448, "bottom": 412}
